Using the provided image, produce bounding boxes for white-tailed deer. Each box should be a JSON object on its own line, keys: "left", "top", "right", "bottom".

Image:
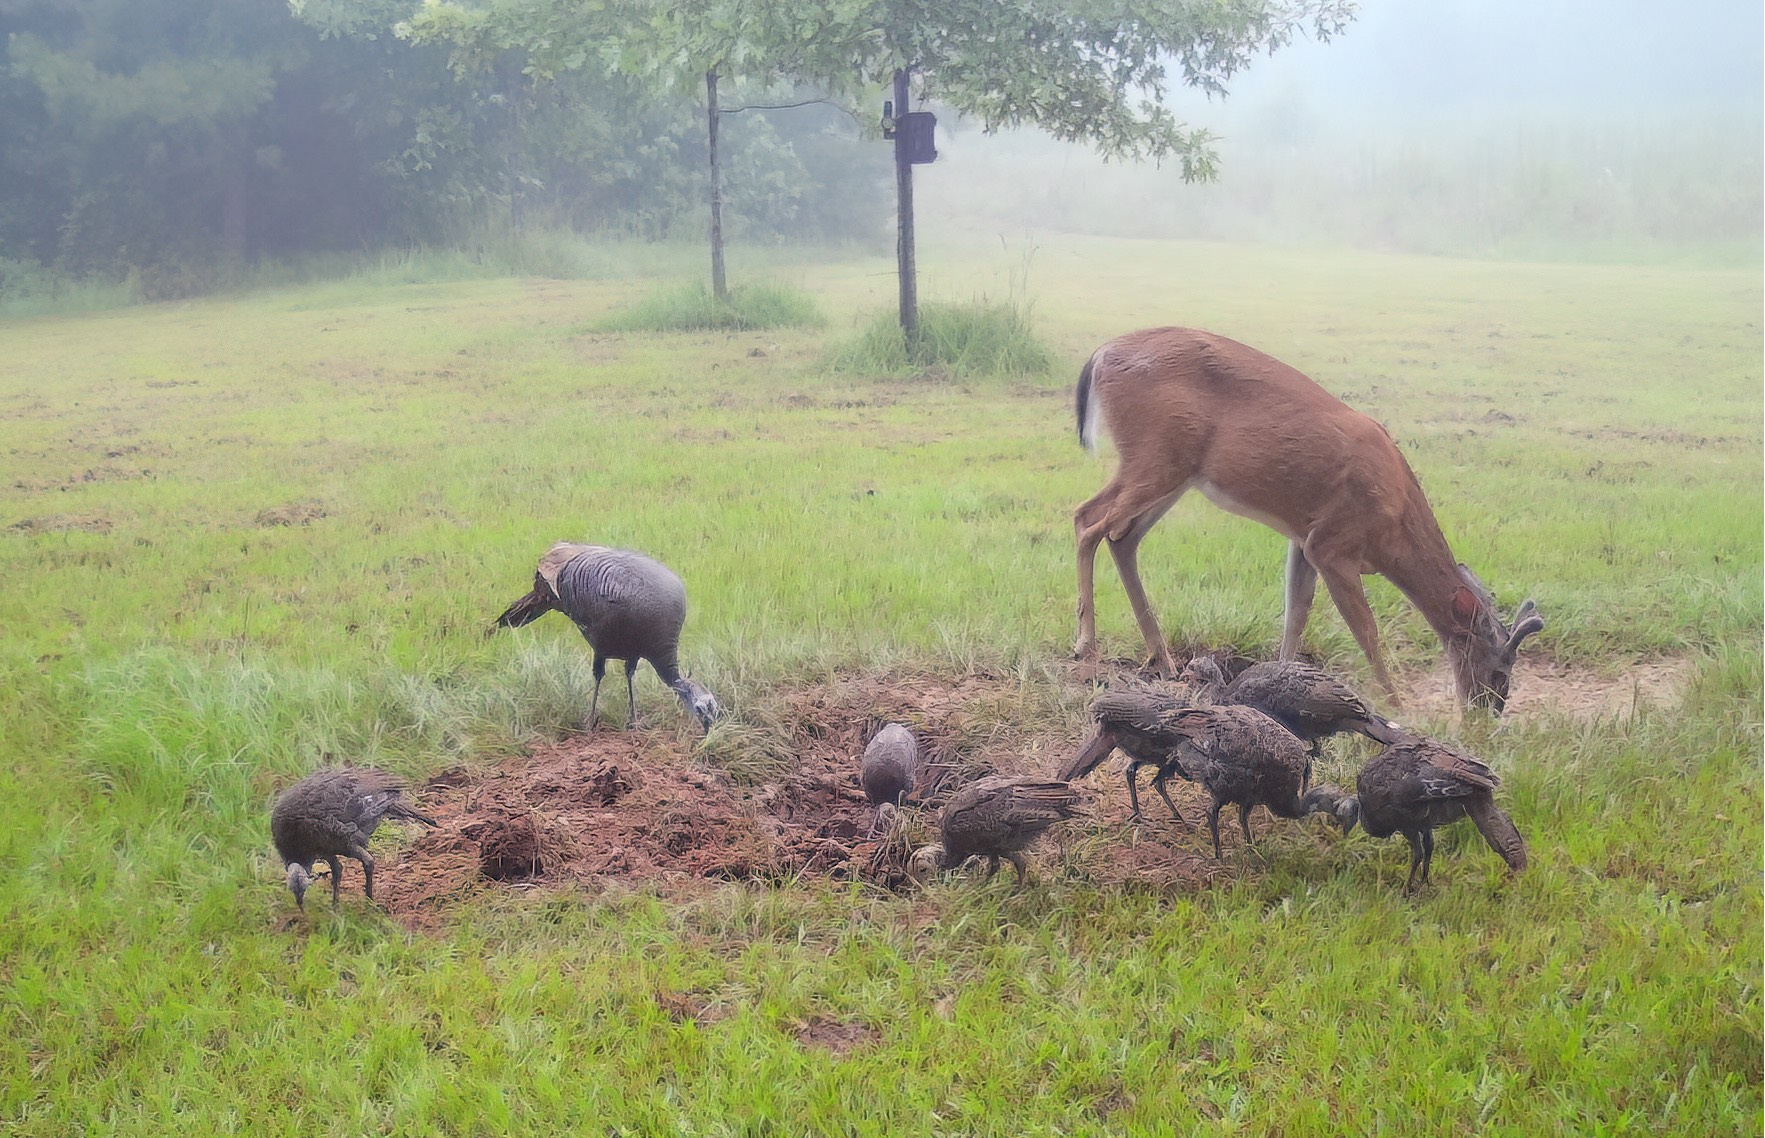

{"left": 1072, "top": 327, "right": 1544, "bottom": 711}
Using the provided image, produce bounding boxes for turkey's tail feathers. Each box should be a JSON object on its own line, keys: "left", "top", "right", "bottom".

{"left": 1360, "top": 716, "right": 1408, "bottom": 745}
{"left": 1466, "top": 797, "right": 1527, "bottom": 872}
{"left": 1058, "top": 728, "right": 1119, "bottom": 782}
{"left": 386, "top": 800, "right": 438, "bottom": 827}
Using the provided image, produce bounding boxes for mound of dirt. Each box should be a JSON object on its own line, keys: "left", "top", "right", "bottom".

{"left": 254, "top": 501, "right": 328, "bottom": 527}
{"left": 370, "top": 652, "right": 1683, "bottom": 927}
{"left": 372, "top": 672, "right": 1226, "bottom": 925}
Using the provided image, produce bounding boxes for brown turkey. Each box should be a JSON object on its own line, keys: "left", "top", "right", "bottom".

{"left": 271, "top": 767, "right": 437, "bottom": 909}
{"left": 909, "top": 776, "right": 1086, "bottom": 887}
{"left": 1181, "top": 655, "right": 1406, "bottom": 788}
{"left": 1161, "top": 704, "right": 1344, "bottom": 860}
{"left": 1066, "top": 691, "right": 1338, "bottom": 859}
{"left": 1304, "top": 736, "right": 1527, "bottom": 891}
{"left": 1058, "top": 687, "right": 1206, "bottom": 825}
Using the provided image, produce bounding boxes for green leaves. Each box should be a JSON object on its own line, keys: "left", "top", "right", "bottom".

{"left": 407, "top": 0, "right": 1355, "bottom": 172}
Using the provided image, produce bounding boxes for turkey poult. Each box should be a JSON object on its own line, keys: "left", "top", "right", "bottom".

{"left": 271, "top": 768, "right": 437, "bottom": 909}
{"left": 1305, "top": 736, "right": 1527, "bottom": 892}
{"left": 1067, "top": 694, "right": 1339, "bottom": 859}
{"left": 495, "top": 542, "right": 720, "bottom": 731}
{"left": 1181, "top": 656, "right": 1405, "bottom": 769}
{"left": 1162, "top": 705, "right": 1345, "bottom": 860}
{"left": 909, "top": 776, "right": 1086, "bottom": 887}
{"left": 1058, "top": 688, "right": 1206, "bottom": 825}
{"left": 859, "top": 723, "right": 920, "bottom": 836}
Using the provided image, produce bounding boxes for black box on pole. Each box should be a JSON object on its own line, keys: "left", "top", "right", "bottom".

{"left": 897, "top": 111, "right": 937, "bottom": 165}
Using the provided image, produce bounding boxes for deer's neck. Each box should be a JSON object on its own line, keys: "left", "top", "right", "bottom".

{"left": 1375, "top": 491, "right": 1471, "bottom": 650}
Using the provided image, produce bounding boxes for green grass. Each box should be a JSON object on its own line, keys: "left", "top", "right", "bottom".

{"left": 593, "top": 279, "right": 826, "bottom": 333}
{"left": 829, "top": 299, "right": 1056, "bottom": 377}
{"left": 0, "top": 235, "right": 1759, "bottom": 1135}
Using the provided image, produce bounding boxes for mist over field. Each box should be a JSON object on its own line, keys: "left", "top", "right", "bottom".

{"left": 2, "top": 0, "right": 1760, "bottom": 311}
{"left": 920, "top": 0, "right": 1763, "bottom": 263}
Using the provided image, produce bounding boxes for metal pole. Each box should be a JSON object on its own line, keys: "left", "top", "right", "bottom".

{"left": 893, "top": 67, "right": 917, "bottom": 339}
{"left": 708, "top": 68, "right": 727, "bottom": 302}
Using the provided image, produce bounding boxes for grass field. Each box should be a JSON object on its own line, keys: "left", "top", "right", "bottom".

{"left": 0, "top": 235, "right": 1759, "bottom": 1135}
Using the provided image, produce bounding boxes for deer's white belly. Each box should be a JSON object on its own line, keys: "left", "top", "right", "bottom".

{"left": 1195, "top": 479, "right": 1302, "bottom": 541}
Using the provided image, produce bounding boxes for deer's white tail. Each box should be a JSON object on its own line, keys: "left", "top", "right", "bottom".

{"left": 1075, "top": 352, "right": 1104, "bottom": 453}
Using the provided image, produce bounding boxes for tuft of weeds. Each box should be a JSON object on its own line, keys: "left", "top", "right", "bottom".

{"left": 693, "top": 719, "right": 798, "bottom": 786}
{"left": 593, "top": 280, "right": 824, "bottom": 333}
{"left": 827, "top": 298, "right": 1055, "bottom": 377}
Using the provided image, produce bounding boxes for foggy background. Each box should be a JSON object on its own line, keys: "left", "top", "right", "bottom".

{"left": 1, "top": 0, "right": 1759, "bottom": 302}
{"left": 921, "top": 0, "right": 1763, "bottom": 262}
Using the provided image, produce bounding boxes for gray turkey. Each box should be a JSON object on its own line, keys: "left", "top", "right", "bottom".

{"left": 1057, "top": 687, "right": 1206, "bottom": 825}
{"left": 1182, "top": 655, "right": 1404, "bottom": 782}
{"left": 495, "top": 542, "right": 719, "bottom": 731}
{"left": 910, "top": 776, "right": 1085, "bottom": 887}
{"left": 271, "top": 767, "right": 437, "bottom": 909}
{"left": 859, "top": 723, "right": 919, "bottom": 836}
{"left": 1304, "top": 735, "right": 1527, "bottom": 891}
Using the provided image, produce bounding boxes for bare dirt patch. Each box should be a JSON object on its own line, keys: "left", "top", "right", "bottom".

{"left": 374, "top": 671, "right": 1225, "bottom": 925}
{"left": 371, "top": 653, "right": 1690, "bottom": 925}
{"left": 1398, "top": 653, "right": 1693, "bottom": 724}
{"left": 794, "top": 1017, "right": 880, "bottom": 1054}
{"left": 6, "top": 512, "right": 113, "bottom": 535}
{"left": 254, "top": 501, "right": 328, "bottom": 527}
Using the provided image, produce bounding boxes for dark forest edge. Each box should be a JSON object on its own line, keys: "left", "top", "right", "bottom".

{"left": 2, "top": 1, "right": 1757, "bottom": 319}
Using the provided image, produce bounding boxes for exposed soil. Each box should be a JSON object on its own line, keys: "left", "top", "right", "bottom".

{"left": 1398, "top": 654, "right": 1692, "bottom": 724}
{"left": 369, "top": 654, "right": 1692, "bottom": 927}
{"left": 794, "top": 1018, "right": 881, "bottom": 1054}
{"left": 373, "top": 671, "right": 1234, "bottom": 925}
{"left": 6, "top": 512, "right": 113, "bottom": 534}
{"left": 254, "top": 501, "right": 328, "bottom": 527}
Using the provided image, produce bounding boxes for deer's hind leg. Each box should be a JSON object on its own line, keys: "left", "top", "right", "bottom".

{"left": 1102, "top": 484, "right": 1188, "bottom": 677}
{"left": 1073, "top": 484, "right": 1119, "bottom": 663}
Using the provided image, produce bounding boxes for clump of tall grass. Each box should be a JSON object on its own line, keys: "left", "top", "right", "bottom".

{"left": 828, "top": 299, "right": 1054, "bottom": 377}
{"left": 593, "top": 280, "right": 824, "bottom": 332}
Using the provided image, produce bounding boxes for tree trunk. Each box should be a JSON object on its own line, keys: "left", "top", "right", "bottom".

{"left": 707, "top": 68, "right": 728, "bottom": 302}
{"left": 892, "top": 68, "right": 918, "bottom": 340}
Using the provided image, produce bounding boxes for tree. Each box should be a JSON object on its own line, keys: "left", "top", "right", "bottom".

{"left": 405, "top": 0, "right": 856, "bottom": 301}
{"left": 411, "top": 0, "right": 1355, "bottom": 327}
{"left": 774, "top": 0, "right": 1359, "bottom": 333}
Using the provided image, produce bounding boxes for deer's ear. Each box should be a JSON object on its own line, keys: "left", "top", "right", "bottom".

{"left": 1451, "top": 585, "right": 1482, "bottom": 627}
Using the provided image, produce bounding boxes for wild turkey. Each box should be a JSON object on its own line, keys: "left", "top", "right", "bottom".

{"left": 1304, "top": 736, "right": 1527, "bottom": 891}
{"left": 860, "top": 723, "right": 919, "bottom": 836}
{"left": 1073, "top": 697, "right": 1338, "bottom": 860}
{"left": 271, "top": 767, "right": 437, "bottom": 909}
{"left": 910, "top": 776, "right": 1086, "bottom": 887}
{"left": 495, "top": 542, "right": 719, "bottom": 731}
{"left": 1058, "top": 688, "right": 1205, "bottom": 825}
{"left": 1182, "top": 656, "right": 1404, "bottom": 780}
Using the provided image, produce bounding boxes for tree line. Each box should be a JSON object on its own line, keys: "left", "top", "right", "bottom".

{"left": 0, "top": 0, "right": 1352, "bottom": 299}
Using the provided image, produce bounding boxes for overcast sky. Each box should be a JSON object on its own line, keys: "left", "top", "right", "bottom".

{"left": 1205, "top": 0, "right": 1763, "bottom": 124}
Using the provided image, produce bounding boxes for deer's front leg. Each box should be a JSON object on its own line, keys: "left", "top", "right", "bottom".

{"left": 1280, "top": 540, "right": 1318, "bottom": 660}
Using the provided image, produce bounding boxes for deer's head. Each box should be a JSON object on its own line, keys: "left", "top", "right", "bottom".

{"left": 1448, "top": 565, "right": 1546, "bottom": 713}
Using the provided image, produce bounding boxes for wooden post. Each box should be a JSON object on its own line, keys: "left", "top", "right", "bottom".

{"left": 892, "top": 67, "right": 918, "bottom": 339}
{"left": 707, "top": 68, "right": 728, "bottom": 302}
